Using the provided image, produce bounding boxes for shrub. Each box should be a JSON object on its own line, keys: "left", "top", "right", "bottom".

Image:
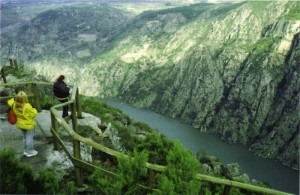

{"left": 0, "top": 148, "right": 63, "bottom": 194}
{"left": 112, "top": 121, "right": 138, "bottom": 151}
{"left": 89, "top": 150, "right": 149, "bottom": 194}
{"left": 61, "top": 181, "right": 77, "bottom": 195}
{"left": 41, "top": 95, "right": 57, "bottom": 110}
{"left": 34, "top": 170, "right": 60, "bottom": 194}
{"left": 156, "top": 141, "right": 201, "bottom": 194}
{"left": 0, "top": 148, "right": 35, "bottom": 194}
{"left": 136, "top": 133, "right": 173, "bottom": 165}
{"left": 81, "top": 97, "right": 123, "bottom": 121}
{"left": 133, "top": 121, "right": 152, "bottom": 133}
{"left": 77, "top": 125, "right": 96, "bottom": 137}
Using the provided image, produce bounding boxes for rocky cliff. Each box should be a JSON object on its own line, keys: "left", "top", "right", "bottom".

{"left": 1, "top": 1, "right": 299, "bottom": 169}
{"left": 100, "top": 2, "right": 300, "bottom": 169}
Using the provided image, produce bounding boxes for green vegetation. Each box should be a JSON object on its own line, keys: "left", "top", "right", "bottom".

{"left": 134, "top": 2, "right": 243, "bottom": 23}
{"left": 90, "top": 150, "right": 148, "bottom": 194}
{"left": 0, "top": 88, "right": 276, "bottom": 194}
{"left": 1, "top": 0, "right": 298, "bottom": 193}
{"left": 136, "top": 133, "right": 174, "bottom": 165}
{"left": 139, "top": 3, "right": 214, "bottom": 21}
{"left": 95, "top": 2, "right": 242, "bottom": 64}
{"left": 209, "top": 2, "right": 244, "bottom": 18}
{"left": 77, "top": 125, "right": 97, "bottom": 138}
{"left": 5, "top": 5, "right": 132, "bottom": 65}
{"left": 81, "top": 97, "right": 199, "bottom": 193}
{"left": 0, "top": 6, "right": 21, "bottom": 29}
{"left": 34, "top": 170, "right": 60, "bottom": 194}
{"left": 0, "top": 62, "right": 28, "bottom": 79}
{"left": 81, "top": 97, "right": 140, "bottom": 150}
{"left": 0, "top": 148, "right": 35, "bottom": 194}
{"left": 247, "top": 1, "right": 270, "bottom": 17}
{"left": 156, "top": 141, "right": 201, "bottom": 194}
{"left": 79, "top": 96, "right": 276, "bottom": 194}
{"left": 81, "top": 97, "right": 175, "bottom": 165}
{"left": 246, "top": 36, "right": 287, "bottom": 80}
{"left": 41, "top": 94, "right": 58, "bottom": 110}
{"left": 283, "top": 2, "right": 300, "bottom": 20}
{"left": 111, "top": 2, "right": 180, "bottom": 15}
{"left": 0, "top": 148, "right": 71, "bottom": 194}
{"left": 250, "top": 37, "right": 278, "bottom": 61}
{"left": 89, "top": 140, "right": 204, "bottom": 194}
{"left": 81, "top": 96, "right": 125, "bottom": 123}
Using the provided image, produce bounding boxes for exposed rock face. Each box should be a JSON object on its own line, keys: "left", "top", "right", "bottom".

{"left": 1, "top": 2, "right": 299, "bottom": 168}
{"left": 119, "top": 2, "right": 300, "bottom": 169}
{"left": 248, "top": 33, "right": 300, "bottom": 167}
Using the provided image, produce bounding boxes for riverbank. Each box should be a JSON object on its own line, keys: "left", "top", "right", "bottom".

{"left": 102, "top": 98, "right": 299, "bottom": 194}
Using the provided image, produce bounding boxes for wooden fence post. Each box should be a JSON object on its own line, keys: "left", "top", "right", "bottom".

{"left": 50, "top": 112, "right": 60, "bottom": 150}
{"left": 148, "top": 169, "right": 156, "bottom": 189}
{"left": 31, "top": 83, "right": 41, "bottom": 112}
{"left": 75, "top": 87, "right": 83, "bottom": 118}
{"left": 9, "top": 58, "right": 18, "bottom": 70}
{"left": 223, "top": 185, "right": 232, "bottom": 195}
{"left": 0, "top": 68, "right": 7, "bottom": 83}
{"left": 71, "top": 101, "right": 82, "bottom": 186}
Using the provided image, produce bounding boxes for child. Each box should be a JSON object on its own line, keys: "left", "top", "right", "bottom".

{"left": 7, "top": 91, "right": 38, "bottom": 157}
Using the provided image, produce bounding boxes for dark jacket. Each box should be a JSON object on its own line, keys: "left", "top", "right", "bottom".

{"left": 53, "top": 81, "right": 70, "bottom": 99}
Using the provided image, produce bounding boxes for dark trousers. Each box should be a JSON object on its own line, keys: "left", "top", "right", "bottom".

{"left": 59, "top": 99, "right": 69, "bottom": 117}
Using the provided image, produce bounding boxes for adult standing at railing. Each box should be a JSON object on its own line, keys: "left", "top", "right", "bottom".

{"left": 7, "top": 91, "right": 38, "bottom": 157}
{"left": 53, "top": 75, "right": 70, "bottom": 118}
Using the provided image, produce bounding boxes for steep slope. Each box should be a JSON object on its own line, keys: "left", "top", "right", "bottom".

{"left": 79, "top": 2, "right": 299, "bottom": 168}
{"left": 0, "top": 4, "right": 132, "bottom": 72}
{"left": 248, "top": 32, "right": 299, "bottom": 167}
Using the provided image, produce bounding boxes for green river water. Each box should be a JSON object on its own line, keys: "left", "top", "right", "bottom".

{"left": 102, "top": 98, "right": 299, "bottom": 194}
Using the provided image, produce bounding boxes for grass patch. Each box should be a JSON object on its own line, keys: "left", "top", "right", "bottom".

{"left": 283, "top": 2, "right": 300, "bottom": 20}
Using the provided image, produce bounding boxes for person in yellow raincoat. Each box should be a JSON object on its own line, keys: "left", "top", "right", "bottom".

{"left": 7, "top": 91, "right": 38, "bottom": 157}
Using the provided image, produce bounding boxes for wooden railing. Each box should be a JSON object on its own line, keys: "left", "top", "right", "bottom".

{"left": 0, "top": 58, "right": 18, "bottom": 83}
{"left": 0, "top": 81, "right": 293, "bottom": 195}
{"left": 48, "top": 87, "right": 293, "bottom": 195}
{"left": 0, "top": 81, "right": 52, "bottom": 111}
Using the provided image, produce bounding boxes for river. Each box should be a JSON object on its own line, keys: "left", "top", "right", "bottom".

{"left": 102, "top": 98, "right": 299, "bottom": 194}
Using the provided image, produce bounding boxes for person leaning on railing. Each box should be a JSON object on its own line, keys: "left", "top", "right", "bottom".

{"left": 53, "top": 75, "right": 70, "bottom": 118}
{"left": 7, "top": 91, "right": 38, "bottom": 157}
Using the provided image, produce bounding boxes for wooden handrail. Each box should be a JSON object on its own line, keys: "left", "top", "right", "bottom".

{"left": 1, "top": 57, "right": 18, "bottom": 83}
{"left": 0, "top": 94, "right": 34, "bottom": 101}
{"left": 0, "top": 81, "right": 53, "bottom": 87}
{"left": 0, "top": 81, "right": 54, "bottom": 112}
{"left": 49, "top": 87, "right": 292, "bottom": 195}
{"left": 0, "top": 81, "right": 293, "bottom": 195}
{"left": 0, "top": 68, "right": 7, "bottom": 83}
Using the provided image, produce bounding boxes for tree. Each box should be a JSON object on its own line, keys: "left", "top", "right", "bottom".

{"left": 89, "top": 150, "right": 149, "bottom": 194}
{"left": 156, "top": 141, "right": 201, "bottom": 194}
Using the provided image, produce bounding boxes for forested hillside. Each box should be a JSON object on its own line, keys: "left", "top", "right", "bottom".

{"left": 1, "top": 5, "right": 132, "bottom": 67}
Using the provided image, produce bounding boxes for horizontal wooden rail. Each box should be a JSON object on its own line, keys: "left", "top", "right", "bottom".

{"left": 0, "top": 94, "right": 34, "bottom": 101}
{"left": 0, "top": 81, "right": 53, "bottom": 87}
{"left": 1, "top": 81, "right": 292, "bottom": 195}
{"left": 50, "top": 125, "right": 115, "bottom": 176}
{"left": 50, "top": 105, "right": 293, "bottom": 195}
{"left": 196, "top": 174, "right": 292, "bottom": 195}
{"left": 1, "top": 64, "right": 15, "bottom": 83}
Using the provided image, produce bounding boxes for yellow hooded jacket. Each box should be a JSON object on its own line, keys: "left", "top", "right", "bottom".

{"left": 7, "top": 98, "right": 38, "bottom": 130}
